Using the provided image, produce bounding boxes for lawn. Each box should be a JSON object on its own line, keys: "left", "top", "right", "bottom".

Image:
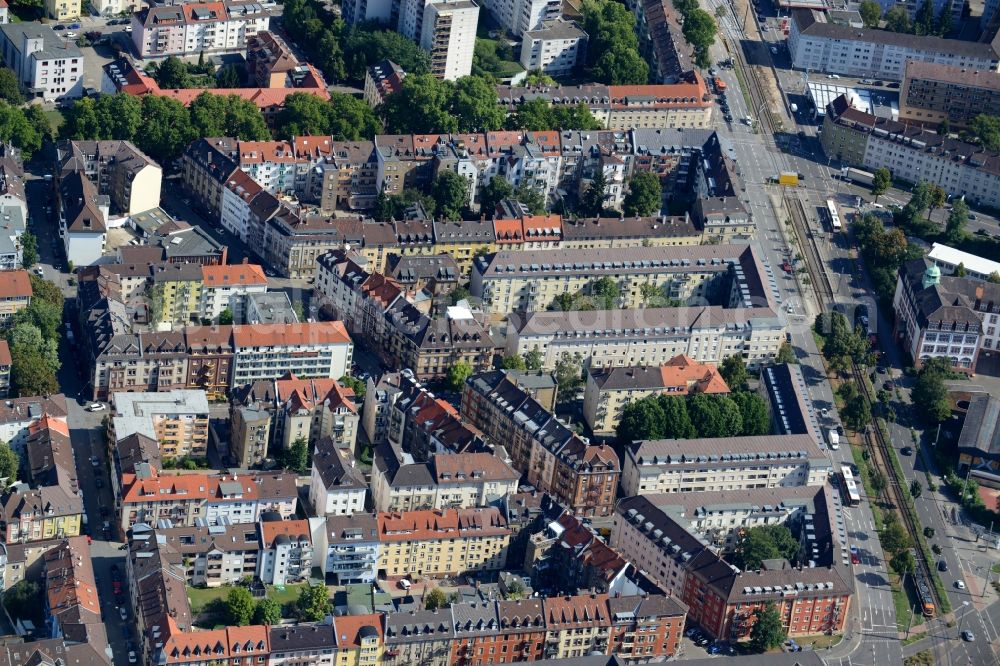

{"left": 188, "top": 582, "right": 309, "bottom": 618}
{"left": 43, "top": 109, "right": 66, "bottom": 135}
{"left": 792, "top": 634, "right": 841, "bottom": 650}
{"left": 474, "top": 38, "right": 524, "bottom": 79}
{"left": 890, "top": 573, "right": 924, "bottom": 634}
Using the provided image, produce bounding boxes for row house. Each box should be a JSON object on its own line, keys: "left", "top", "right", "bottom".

{"left": 893, "top": 259, "right": 999, "bottom": 374}
{"left": 316, "top": 513, "right": 380, "bottom": 584}
{"left": 55, "top": 140, "right": 162, "bottom": 217}
{"left": 0, "top": 268, "right": 31, "bottom": 322}
{"left": 118, "top": 466, "right": 297, "bottom": 533}
{"left": 462, "top": 371, "right": 620, "bottom": 518}
{"left": 612, "top": 496, "right": 851, "bottom": 641}
{"left": 371, "top": 446, "right": 519, "bottom": 512}
{"left": 258, "top": 518, "right": 313, "bottom": 586}
{"left": 376, "top": 507, "right": 511, "bottom": 579}
{"left": 0, "top": 394, "right": 68, "bottom": 457}
{"left": 43, "top": 537, "right": 106, "bottom": 647}
{"left": 139, "top": 523, "right": 261, "bottom": 588}
{"left": 386, "top": 370, "right": 483, "bottom": 460}
{"left": 315, "top": 249, "right": 496, "bottom": 381}
{"left": 132, "top": 1, "right": 270, "bottom": 58}
{"left": 309, "top": 435, "right": 368, "bottom": 517}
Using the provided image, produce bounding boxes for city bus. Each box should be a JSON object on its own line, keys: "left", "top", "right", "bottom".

{"left": 840, "top": 464, "right": 861, "bottom": 507}
{"left": 826, "top": 199, "right": 842, "bottom": 232}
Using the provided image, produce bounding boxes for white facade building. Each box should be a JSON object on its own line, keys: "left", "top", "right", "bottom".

{"left": 258, "top": 519, "right": 313, "bottom": 586}
{"left": 308, "top": 436, "right": 368, "bottom": 517}
{"left": 230, "top": 322, "right": 353, "bottom": 385}
{"left": 519, "top": 19, "right": 586, "bottom": 77}
{"left": 0, "top": 23, "right": 84, "bottom": 101}
{"left": 132, "top": 1, "right": 270, "bottom": 59}
{"left": 481, "top": 0, "right": 560, "bottom": 36}
{"left": 317, "top": 514, "right": 380, "bottom": 585}
{"left": 421, "top": 0, "right": 479, "bottom": 81}
{"left": 927, "top": 243, "right": 1000, "bottom": 283}
{"left": 342, "top": 0, "right": 394, "bottom": 26}
{"left": 789, "top": 9, "right": 1000, "bottom": 81}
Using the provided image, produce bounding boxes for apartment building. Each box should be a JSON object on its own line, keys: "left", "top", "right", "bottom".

{"left": 471, "top": 244, "right": 763, "bottom": 317}
{"left": 384, "top": 609, "right": 455, "bottom": 666}
{"left": 198, "top": 263, "right": 268, "bottom": 322}
{"left": 43, "top": 537, "right": 106, "bottom": 646}
{"left": 376, "top": 507, "right": 511, "bottom": 579}
{"left": 150, "top": 523, "right": 261, "bottom": 587}
{"left": 364, "top": 59, "right": 406, "bottom": 109}
{"left": 361, "top": 374, "right": 405, "bottom": 447}
{"left": 315, "top": 249, "right": 497, "bottom": 381}
{"left": 519, "top": 19, "right": 587, "bottom": 78}
{"left": 309, "top": 435, "right": 368, "bottom": 517}
{"left": 258, "top": 518, "right": 313, "bottom": 586}
{"left": 822, "top": 95, "right": 1000, "bottom": 210}
{"left": 612, "top": 496, "right": 850, "bottom": 640}
{"left": 0, "top": 394, "right": 67, "bottom": 454}
{"left": 111, "top": 390, "right": 210, "bottom": 460}
{"left": 317, "top": 513, "right": 380, "bottom": 584}
{"left": 55, "top": 140, "right": 162, "bottom": 216}
{"left": 420, "top": 0, "right": 478, "bottom": 81}
{"left": 57, "top": 171, "right": 106, "bottom": 267}
{"left": 184, "top": 325, "right": 234, "bottom": 399}
{"left": 269, "top": 625, "right": 337, "bottom": 666}
{"left": 479, "top": 0, "right": 559, "bottom": 36}
{"left": 462, "top": 370, "right": 621, "bottom": 517}
{"left": 386, "top": 372, "right": 484, "bottom": 459}
{"left": 229, "top": 403, "right": 271, "bottom": 468}
{"left": 150, "top": 263, "right": 204, "bottom": 328}
{"left": 899, "top": 61, "right": 1000, "bottom": 129}
{"left": 0, "top": 145, "right": 26, "bottom": 273}
{"left": 271, "top": 375, "right": 359, "bottom": 453}
{"left": 620, "top": 434, "right": 831, "bottom": 497}
{"left": 231, "top": 321, "right": 353, "bottom": 385}
{"left": 583, "top": 355, "right": 730, "bottom": 436}
{"left": 0, "top": 23, "right": 84, "bottom": 101}
{"left": 628, "top": 0, "right": 692, "bottom": 83}
{"left": 0, "top": 341, "right": 10, "bottom": 398}
{"left": 0, "top": 268, "right": 31, "bottom": 322}
{"left": 371, "top": 447, "right": 519, "bottom": 512}
{"left": 496, "top": 76, "right": 713, "bottom": 130}
{"left": 1, "top": 417, "right": 83, "bottom": 544}
{"left": 694, "top": 196, "right": 753, "bottom": 243}
{"left": 892, "top": 259, "right": 998, "bottom": 373}
{"left": 126, "top": 209, "right": 227, "bottom": 265}
{"left": 132, "top": 2, "right": 270, "bottom": 58}
{"left": 507, "top": 305, "right": 786, "bottom": 372}
{"left": 762, "top": 363, "right": 824, "bottom": 452}
{"left": 118, "top": 466, "right": 297, "bottom": 531}
{"left": 789, "top": 9, "right": 1000, "bottom": 81}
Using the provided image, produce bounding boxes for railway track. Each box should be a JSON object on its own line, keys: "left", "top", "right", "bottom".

{"left": 725, "top": 33, "right": 778, "bottom": 135}
{"left": 853, "top": 362, "right": 942, "bottom": 615}
{"left": 784, "top": 194, "right": 834, "bottom": 307}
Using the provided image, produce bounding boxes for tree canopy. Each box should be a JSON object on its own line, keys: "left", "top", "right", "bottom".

{"left": 296, "top": 584, "right": 331, "bottom": 621}
{"left": 911, "top": 358, "right": 953, "bottom": 423}
{"left": 582, "top": 0, "right": 649, "bottom": 84}
{"left": 225, "top": 587, "right": 255, "bottom": 626}
{"left": 447, "top": 361, "right": 474, "bottom": 392}
{"left": 616, "top": 391, "right": 767, "bottom": 442}
{"left": 507, "top": 98, "right": 602, "bottom": 132}
{"left": 0, "top": 68, "right": 24, "bottom": 105}
{"left": 735, "top": 525, "right": 800, "bottom": 570}
{"left": 276, "top": 92, "right": 382, "bottom": 140}
{"left": 749, "top": 603, "right": 787, "bottom": 652}
{"left": 622, "top": 172, "right": 662, "bottom": 217}
{"left": 858, "top": 0, "right": 882, "bottom": 28}
{"left": 380, "top": 74, "right": 506, "bottom": 134}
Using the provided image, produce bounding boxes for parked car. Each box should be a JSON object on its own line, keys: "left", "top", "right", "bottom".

{"left": 955, "top": 580, "right": 966, "bottom": 589}
{"left": 961, "top": 630, "right": 975, "bottom": 641}
{"left": 901, "top": 447, "right": 913, "bottom": 456}
{"left": 938, "top": 560, "right": 949, "bottom": 572}
{"left": 68, "top": 23, "right": 81, "bottom": 29}
{"left": 119, "top": 606, "right": 128, "bottom": 621}
{"left": 87, "top": 403, "right": 106, "bottom": 412}
{"left": 90, "top": 455, "right": 100, "bottom": 467}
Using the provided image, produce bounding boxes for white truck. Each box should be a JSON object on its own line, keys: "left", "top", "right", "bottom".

{"left": 827, "top": 429, "right": 840, "bottom": 450}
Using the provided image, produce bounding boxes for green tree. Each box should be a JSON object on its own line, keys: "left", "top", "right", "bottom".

{"left": 946, "top": 198, "right": 969, "bottom": 241}
{"left": 430, "top": 170, "right": 470, "bottom": 220}
{"left": 277, "top": 92, "right": 382, "bottom": 140}
{"left": 733, "top": 391, "right": 770, "bottom": 436}
{"left": 938, "top": 118, "right": 950, "bottom": 136}
{"left": 252, "top": 597, "right": 281, "bottom": 625}
{"left": 189, "top": 93, "right": 270, "bottom": 141}
{"left": 451, "top": 76, "right": 506, "bottom": 132}
{"left": 927, "top": 184, "right": 946, "bottom": 220}
{"left": 681, "top": 8, "right": 718, "bottom": 69}
{"left": 552, "top": 292, "right": 577, "bottom": 312}
{"left": 968, "top": 114, "right": 1000, "bottom": 150}
{"left": 719, "top": 354, "right": 749, "bottom": 391}
{"left": 338, "top": 375, "right": 366, "bottom": 400}
{"left": 658, "top": 394, "right": 696, "bottom": 438}
{"left": 342, "top": 26, "right": 430, "bottom": 81}
{"left": 858, "top": 0, "right": 882, "bottom": 28}
{"left": 0, "top": 103, "right": 43, "bottom": 158}
{"left": 714, "top": 5, "right": 727, "bottom": 18}
{"left": 156, "top": 56, "right": 192, "bottom": 89}
{"left": 843, "top": 394, "right": 872, "bottom": 431}
{"left": 0, "top": 443, "right": 19, "bottom": 485}
{"left": 869, "top": 468, "right": 887, "bottom": 499}
{"left": 911, "top": 363, "right": 951, "bottom": 423}
{"left": 554, "top": 352, "right": 584, "bottom": 399}
{"left": 617, "top": 396, "right": 666, "bottom": 443}
{"left": 218, "top": 308, "right": 234, "bottom": 325}
{"left": 592, "top": 277, "right": 619, "bottom": 309}
{"left": 507, "top": 97, "right": 553, "bottom": 131}
{"left": 749, "top": 603, "right": 787, "bottom": 652}
{"left": 937, "top": 0, "right": 953, "bottom": 35}
{"left": 296, "top": 584, "right": 331, "bottom": 622}
{"left": 216, "top": 64, "right": 244, "bottom": 88}
{"left": 479, "top": 176, "right": 513, "bottom": 215}
{"left": 579, "top": 171, "right": 608, "bottom": 217}
{"left": 381, "top": 74, "right": 457, "bottom": 134}
{"left": 281, "top": 436, "right": 310, "bottom": 474}
{"left": 687, "top": 394, "right": 743, "bottom": 437}
{"left": 890, "top": 549, "right": 916, "bottom": 576}
{"left": 423, "top": 587, "right": 447, "bottom": 610}
{"left": 523, "top": 348, "right": 544, "bottom": 371}
{"left": 0, "top": 69, "right": 24, "bottom": 105}
{"left": 583, "top": 0, "right": 649, "bottom": 83}
{"left": 988, "top": 271, "right": 1000, "bottom": 284}
{"left": 591, "top": 48, "right": 650, "bottom": 84}
{"left": 548, "top": 104, "right": 603, "bottom": 131}
{"left": 502, "top": 354, "right": 526, "bottom": 371}
{"left": 880, "top": 520, "right": 912, "bottom": 554}
{"left": 374, "top": 185, "right": 394, "bottom": 222}
{"left": 447, "top": 361, "right": 474, "bottom": 391}
{"left": 14, "top": 300, "right": 61, "bottom": 341}
{"left": 885, "top": 5, "right": 911, "bottom": 32}
{"left": 954, "top": 262, "right": 967, "bottom": 277}
{"left": 910, "top": 480, "right": 923, "bottom": 499}
{"left": 513, "top": 183, "right": 547, "bottom": 215}
{"left": 915, "top": 0, "right": 935, "bottom": 35}
{"left": 776, "top": 342, "right": 798, "bottom": 364}
{"left": 225, "top": 586, "right": 255, "bottom": 626}
{"left": 639, "top": 282, "right": 665, "bottom": 307}
{"left": 20, "top": 232, "right": 38, "bottom": 269}
{"left": 137, "top": 95, "right": 196, "bottom": 163}
{"left": 622, "top": 172, "right": 662, "bottom": 217}
{"left": 736, "top": 525, "right": 799, "bottom": 570}
{"left": 871, "top": 167, "right": 891, "bottom": 203}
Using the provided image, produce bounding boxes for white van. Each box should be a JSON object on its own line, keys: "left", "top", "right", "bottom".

{"left": 827, "top": 429, "right": 840, "bottom": 450}
{"left": 398, "top": 579, "right": 411, "bottom": 590}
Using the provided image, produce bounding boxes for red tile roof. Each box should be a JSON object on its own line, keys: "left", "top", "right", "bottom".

{"left": 201, "top": 263, "right": 267, "bottom": 287}
{"left": 0, "top": 269, "right": 32, "bottom": 299}
{"left": 0, "top": 340, "right": 10, "bottom": 367}
{"left": 231, "top": 321, "right": 351, "bottom": 348}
